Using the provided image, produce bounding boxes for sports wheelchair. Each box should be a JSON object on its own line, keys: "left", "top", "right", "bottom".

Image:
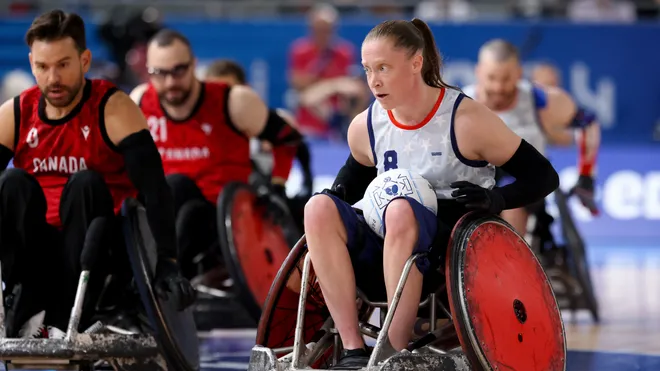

{"left": 529, "top": 189, "right": 599, "bottom": 322}
{"left": 192, "top": 145, "right": 312, "bottom": 326}
{"left": 0, "top": 198, "right": 199, "bottom": 370}
{"left": 248, "top": 212, "right": 567, "bottom": 371}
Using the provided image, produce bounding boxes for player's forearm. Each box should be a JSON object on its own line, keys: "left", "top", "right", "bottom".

{"left": 494, "top": 140, "right": 560, "bottom": 210}
{"left": 332, "top": 154, "right": 378, "bottom": 205}
{"left": 566, "top": 107, "right": 600, "bottom": 177}
{"left": 576, "top": 123, "right": 600, "bottom": 176}
{"left": 259, "top": 109, "right": 302, "bottom": 182}
{"left": 117, "top": 129, "right": 178, "bottom": 261}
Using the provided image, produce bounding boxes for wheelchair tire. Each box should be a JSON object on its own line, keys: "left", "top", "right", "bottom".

{"left": 554, "top": 189, "right": 600, "bottom": 322}
{"left": 446, "top": 212, "right": 566, "bottom": 371}
{"left": 122, "top": 198, "right": 200, "bottom": 371}
{"left": 256, "top": 236, "right": 373, "bottom": 368}
{"left": 217, "top": 182, "right": 299, "bottom": 322}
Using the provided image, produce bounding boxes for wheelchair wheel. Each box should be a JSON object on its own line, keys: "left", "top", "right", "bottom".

{"left": 256, "top": 236, "right": 371, "bottom": 369}
{"left": 554, "top": 189, "right": 600, "bottom": 322}
{"left": 122, "top": 198, "right": 200, "bottom": 371}
{"left": 217, "top": 182, "right": 299, "bottom": 322}
{"left": 446, "top": 212, "right": 566, "bottom": 371}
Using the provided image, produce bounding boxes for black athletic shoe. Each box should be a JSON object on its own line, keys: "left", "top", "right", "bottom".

{"left": 330, "top": 347, "right": 371, "bottom": 370}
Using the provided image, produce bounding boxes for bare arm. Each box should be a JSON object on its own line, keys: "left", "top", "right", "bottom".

{"left": 0, "top": 98, "right": 16, "bottom": 170}
{"left": 227, "top": 85, "right": 270, "bottom": 137}
{"left": 454, "top": 97, "right": 559, "bottom": 210}
{"left": 0, "top": 98, "right": 16, "bottom": 151}
{"left": 228, "top": 85, "right": 303, "bottom": 184}
{"left": 454, "top": 98, "right": 521, "bottom": 166}
{"left": 346, "top": 109, "right": 374, "bottom": 167}
{"left": 538, "top": 87, "right": 576, "bottom": 145}
{"left": 104, "top": 91, "right": 150, "bottom": 145}
{"left": 289, "top": 71, "right": 320, "bottom": 91}
{"left": 540, "top": 87, "right": 601, "bottom": 176}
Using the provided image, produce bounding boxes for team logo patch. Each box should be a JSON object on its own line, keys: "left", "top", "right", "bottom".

{"left": 370, "top": 174, "right": 414, "bottom": 210}
{"left": 81, "top": 126, "right": 90, "bottom": 140}
{"left": 201, "top": 123, "right": 212, "bottom": 136}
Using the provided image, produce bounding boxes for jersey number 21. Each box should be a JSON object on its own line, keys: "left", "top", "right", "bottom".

{"left": 147, "top": 116, "right": 168, "bottom": 143}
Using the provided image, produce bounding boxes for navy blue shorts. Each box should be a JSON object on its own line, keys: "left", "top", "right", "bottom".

{"left": 318, "top": 193, "right": 445, "bottom": 302}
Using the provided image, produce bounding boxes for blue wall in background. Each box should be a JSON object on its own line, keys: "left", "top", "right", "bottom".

{"left": 0, "top": 19, "right": 659, "bottom": 145}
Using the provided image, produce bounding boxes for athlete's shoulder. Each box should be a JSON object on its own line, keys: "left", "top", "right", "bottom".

{"left": 88, "top": 79, "right": 118, "bottom": 98}
{"left": 18, "top": 84, "right": 41, "bottom": 102}
{"left": 454, "top": 93, "right": 494, "bottom": 127}
{"left": 516, "top": 79, "right": 534, "bottom": 92}
{"left": 129, "top": 83, "right": 151, "bottom": 104}
{"left": 461, "top": 84, "right": 476, "bottom": 98}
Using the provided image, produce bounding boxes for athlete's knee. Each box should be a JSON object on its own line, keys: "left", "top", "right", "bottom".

{"left": 0, "top": 168, "right": 40, "bottom": 192}
{"left": 166, "top": 173, "right": 204, "bottom": 210}
{"left": 166, "top": 173, "right": 197, "bottom": 193}
{"left": 0, "top": 168, "right": 46, "bottom": 219}
{"left": 67, "top": 170, "right": 108, "bottom": 191}
{"left": 383, "top": 198, "right": 418, "bottom": 244}
{"left": 60, "top": 170, "right": 113, "bottom": 219}
{"left": 304, "top": 194, "right": 342, "bottom": 234}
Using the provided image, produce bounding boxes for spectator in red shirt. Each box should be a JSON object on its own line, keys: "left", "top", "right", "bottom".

{"left": 288, "top": 4, "right": 368, "bottom": 141}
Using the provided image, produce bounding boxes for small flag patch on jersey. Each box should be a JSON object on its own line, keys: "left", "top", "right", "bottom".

{"left": 431, "top": 151, "right": 442, "bottom": 156}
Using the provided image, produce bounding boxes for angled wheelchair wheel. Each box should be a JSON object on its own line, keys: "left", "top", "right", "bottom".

{"left": 122, "top": 198, "right": 200, "bottom": 371}
{"left": 256, "top": 236, "right": 372, "bottom": 369}
{"left": 217, "top": 182, "right": 300, "bottom": 322}
{"left": 554, "top": 189, "right": 600, "bottom": 322}
{"left": 446, "top": 212, "right": 566, "bottom": 371}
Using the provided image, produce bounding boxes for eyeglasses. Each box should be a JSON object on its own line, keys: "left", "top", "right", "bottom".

{"left": 147, "top": 62, "right": 191, "bottom": 79}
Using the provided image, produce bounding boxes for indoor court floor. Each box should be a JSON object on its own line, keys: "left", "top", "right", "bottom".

{"left": 197, "top": 245, "right": 660, "bottom": 371}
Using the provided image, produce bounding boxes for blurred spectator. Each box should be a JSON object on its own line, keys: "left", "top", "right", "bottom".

{"left": 414, "top": 0, "right": 477, "bottom": 21}
{"left": 636, "top": 0, "right": 660, "bottom": 19}
{"left": 532, "top": 62, "right": 562, "bottom": 87}
{"left": 98, "top": 6, "right": 163, "bottom": 90}
{"left": 567, "top": 0, "right": 637, "bottom": 22}
{"left": 1, "top": 69, "right": 35, "bottom": 102}
{"left": 287, "top": 3, "right": 368, "bottom": 141}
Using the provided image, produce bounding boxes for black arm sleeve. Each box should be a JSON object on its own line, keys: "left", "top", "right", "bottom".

{"left": 117, "top": 129, "right": 177, "bottom": 261}
{"left": 0, "top": 144, "right": 13, "bottom": 171}
{"left": 494, "top": 139, "right": 560, "bottom": 210}
{"left": 332, "top": 154, "right": 377, "bottom": 205}
{"left": 296, "top": 141, "right": 313, "bottom": 186}
{"left": 257, "top": 109, "right": 303, "bottom": 146}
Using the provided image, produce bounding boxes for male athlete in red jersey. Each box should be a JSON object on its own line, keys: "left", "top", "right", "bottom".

{"left": 0, "top": 10, "right": 195, "bottom": 339}
{"left": 130, "top": 30, "right": 302, "bottom": 279}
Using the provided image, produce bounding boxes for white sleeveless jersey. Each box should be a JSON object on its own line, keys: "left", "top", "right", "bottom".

{"left": 463, "top": 80, "right": 547, "bottom": 155}
{"left": 367, "top": 88, "right": 496, "bottom": 200}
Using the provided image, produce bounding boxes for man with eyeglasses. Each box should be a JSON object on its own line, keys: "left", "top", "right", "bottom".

{"left": 130, "top": 29, "right": 302, "bottom": 279}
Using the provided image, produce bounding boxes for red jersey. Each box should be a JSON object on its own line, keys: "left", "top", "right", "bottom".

{"left": 13, "top": 79, "right": 137, "bottom": 227}
{"left": 138, "top": 82, "right": 251, "bottom": 204}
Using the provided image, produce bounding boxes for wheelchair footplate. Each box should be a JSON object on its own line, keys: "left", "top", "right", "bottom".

{"left": 0, "top": 198, "right": 200, "bottom": 370}
{"left": 0, "top": 333, "right": 162, "bottom": 370}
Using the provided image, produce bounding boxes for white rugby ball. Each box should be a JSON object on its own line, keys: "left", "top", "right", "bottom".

{"left": 361, "top": 169, "right": 437, "bottom": 238}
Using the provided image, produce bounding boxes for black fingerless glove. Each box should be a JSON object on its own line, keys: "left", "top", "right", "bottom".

{"left": 451, "top": 181, "right": 505, "bottom": 215}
